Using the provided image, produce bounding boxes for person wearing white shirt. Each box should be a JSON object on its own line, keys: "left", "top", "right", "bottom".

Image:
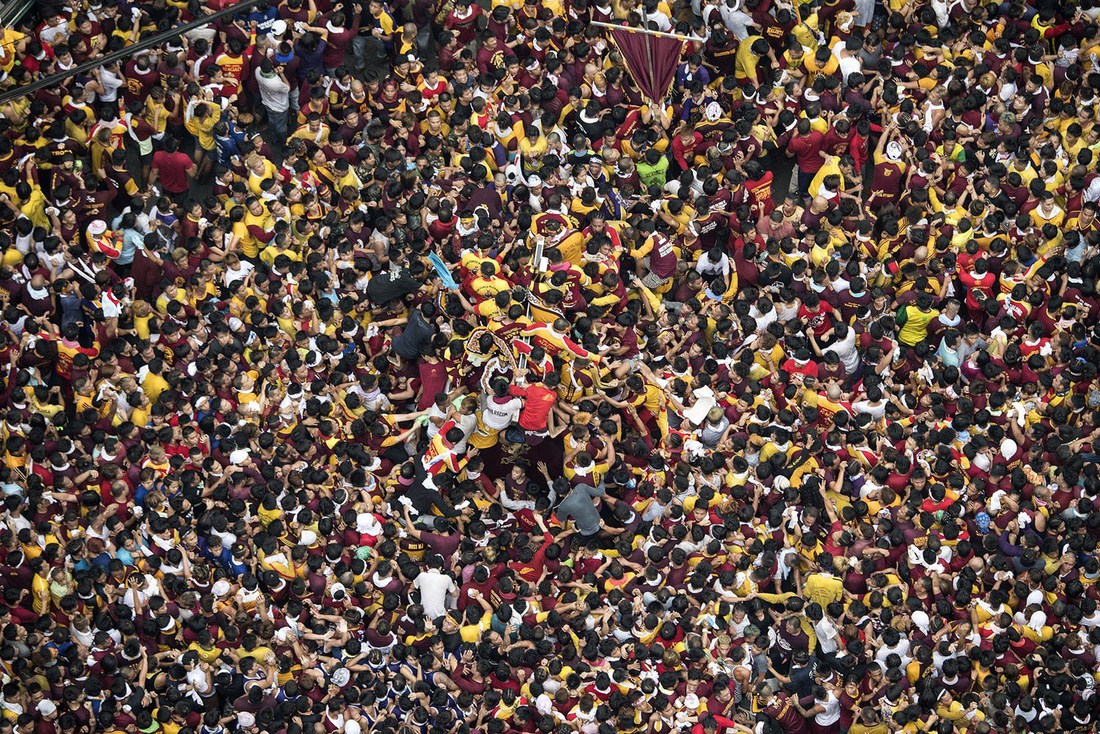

{"left": 823, "top": 323, "right": 860, "bottom": 374}
{"left": 808, "top": 603, "right": 841, "bottom": 657}
{"left": 695, "top": 248, "right": 730, "bottom": 281}
{"left": 831, "top": 36, "right": 863, "bottom": 82}
{"left": 411, "top": 554, "right": 456, "bottom": 620}
{"left": 718, "top": 0, "right": 753, "bottom": 40}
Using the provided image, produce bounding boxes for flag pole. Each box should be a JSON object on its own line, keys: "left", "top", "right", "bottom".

{"left": 602, "top": 21, "right": 693, "bottom": 106}
{"left": 518, "top": 234, "right": 547, "bottom": 372}
{"left": 590, "top": 20, "right": 701, "bottom": 41}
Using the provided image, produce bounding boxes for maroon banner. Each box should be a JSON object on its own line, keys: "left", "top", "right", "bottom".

{"left": 608, "top": 26, "right": 682, "bottom": 104}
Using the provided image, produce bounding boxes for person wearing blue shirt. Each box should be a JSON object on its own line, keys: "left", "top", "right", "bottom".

{"left": 676, "top": 55, "right": 711, "bottom": 93}
{"left": 111, "top": 210, "right": 145, "bottom": 272}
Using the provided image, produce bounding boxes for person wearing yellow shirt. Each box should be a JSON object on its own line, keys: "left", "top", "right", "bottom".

{"left": 803, "top": 45, "right": 839, "bottom": 84}
{"left": 235, "top": 371, "right": 263, "bottom": 420}
{"left": 603, "top": 370, "right": 669, "bottom": 444}
{"left": 848, "top": 707, "right": 889, "bottom": 734}
{"left": 245, "top": 153, "right": 279, "bottom": 196}
{"left": 1007, "top": 154, "right": 1036, "bottom": 188}
{"left": 257, "top": 494, "right": 283, "bottom": 528}
{"left": 453, "top": 594, "right": 493, "bottom": 642}
{"left": 241, "top": 198, "right": 275, "bottom": 259}
{"left": 517, "top": 127, "right": 548, "bottom": 176}
{"left": 935, "top": 690, "right": 984, "bottom": 729}
{"left": 184, "top": 98, "right": 221, "bottom": 179}
{"left": 7, "top": 180, "right": 48, "bottom": 229}
{"left": 1030, "top": 192, "right": 1066, "bottom": 229}
{"left": 334, "top": 158, "right": 362, "bottom": 193}
{"left": 808, "top": 154, "right": 845, "bottom": 199}
{"left": 1063, "top": 121, "right": 1087, "bottom": 161}
{"left": 563, "top": 450, "right": 611, "bottom": 486}
{"left": 783, "top": 42, "right": 809, "bottom": 79}
{"left": 0, "top": 28, "right": 27, "bottom": 74}
{"left": 189, "top": 632, "right": 223, "bottom": 664}
{"left": 141, "top": 359, "right": 170, "bottom": 404}
{"left": 735, "top": 37, "right": 774, "bottom": 85}
{"left": 803, "top": 557, "right": 845, "bottom": 607}
{"left": 259, "top": 544, "right": 299, "bottom": 580}
{"left": 895, "top": 292, "right": 940, "bottom": 347}
{"left": 260, "top": 235, "right": 301, "bottom": 268}
{"left": 31, "top": 559, "right": 51, "bottom": 615}
{"left": 145, "top": 87, "right": 170, "bottom": 139}
{"left": 290, "top": 113, "right": 331, "bottom": 148}
{"left": 129, "top": 390, "right": 152, "bottom": 427}
{"left": 30, "top": 385, "right": 64, "bottom": 422}
{"left": 467, "top": 260, "right": 511, "bottom": 301}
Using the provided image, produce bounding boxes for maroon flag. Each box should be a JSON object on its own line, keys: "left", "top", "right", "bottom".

{"left": 607, "top": 25, "right": 683, "bottom": 104}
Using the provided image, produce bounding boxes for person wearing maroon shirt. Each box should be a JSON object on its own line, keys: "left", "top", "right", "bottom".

{"left": 122, "top": 53, "right": 159, "bottom": 106}
{"left": 866, "top": 121, "right": 908, "bottom": 210}
{"left": 320, "top": 7, "right": 361, "bottom": 71}
{"left": 444, "top": 0, "right": 482, "bottom": 47}
{"left": 787, "top": 118, "right": 826, "bottom": 198}
{"left": 149, "top": 138, "right": 195, "bottom": 203}
{"left": 759, "top": 687, "right": 810, "bottom": 734}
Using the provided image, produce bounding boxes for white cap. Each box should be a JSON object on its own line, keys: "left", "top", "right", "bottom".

{"left": 528, "top": 175, "right": 543, "bottom": 188}
{"left": 229, "top": 448, "right": 250, "bottom": 465}
{"left": 37, "top": 701, "right": 57, "bottom": 716}
{"left": 271, "top": 19, "right": 287, "bottom": 36}
{"left": 212, "top": 579, "right": 231, "bottom": 597}
{"left": 330, "top": 668, "right": 351, "bottom": 688}
{"left": 87, "top": 220, "right": 107, "bottom": 236}
{"left": 344, "top": 721, "right": 361, "bottom": 734}
{"left": 357, "top": 513, "right": 381, "bottom": 535}
{"left": 238, "top": 713, "right": 256, "bottom": 728}
{"left": 299, "top": 530, "right": 318, "bottom": 546}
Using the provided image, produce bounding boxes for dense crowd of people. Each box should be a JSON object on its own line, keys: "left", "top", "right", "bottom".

{"left": 0, "top": 0, "right": 1097, "bottom": 732}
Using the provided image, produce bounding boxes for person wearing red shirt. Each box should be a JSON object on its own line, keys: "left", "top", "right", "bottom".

{"left": 510, "top": 514, "right": 564, "bottom": 583}
{"left": 671, "top": 125, "right": 703, "bottom": 175}
{"left": 743, "top": 160, "right": 775, "bottom": 219}
{"left": 782, "top": 349, "right": 820, "bottom": 382}
{"left": 21, "top": 40, "right": 54, "bottom": 74}
{"left": 690, "top": 714, "right": 741, "bottom": 734}
{"left": 798, "top": 292, "right": 835, "bottom": 340}
{"left": 508, "top": 371, "right": 560, "bottom": 445}
{"left": 958, "top": 257, "right": 997, "bottom": 321}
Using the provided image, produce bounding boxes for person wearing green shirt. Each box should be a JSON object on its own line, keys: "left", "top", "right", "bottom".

{"left": 637, "top": 147, "right": 670, "bottom": 190}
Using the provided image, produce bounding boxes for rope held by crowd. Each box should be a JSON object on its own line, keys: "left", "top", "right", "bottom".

{"left": 588, "top": 20, "right": 700, "bottom": 41}
{"left": 0, "top": 0, "right": 263, "bottom": 105}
